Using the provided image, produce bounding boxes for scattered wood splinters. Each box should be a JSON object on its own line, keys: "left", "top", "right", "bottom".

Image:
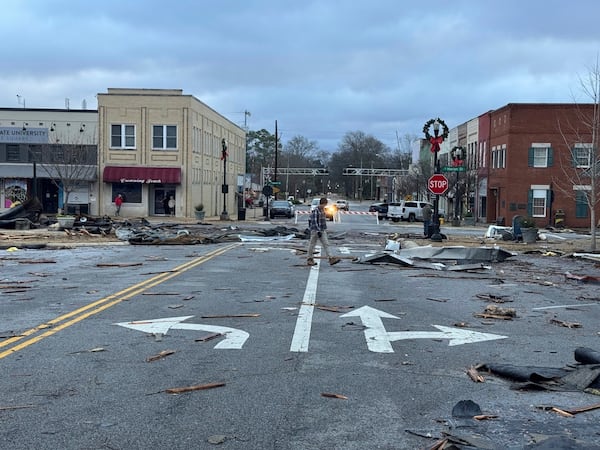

{"left": 96, "top": 262, "right": 143, "bottom": 267}
{"left": 473, "top": 414, "right": 498, "bottom": 421}
{"left": 320, "top": 392, "right": 348, "bottom": 400}
{"left": 146, "top": 349, "right": 176, "bottom": 362}
{"left": 201, "top": 313, "right": 260, "bottom": 318}
{"left": 0, "top": 404, "right": 35, "bottom": 411}
{"left": 550, "top": 318, "right": 582, "bottom": 328}
{"left": 426, "top": 297, "right": 448, "bottom": 303}
{"left": 195, "top": 333, "right": 223, "bottom": 342}
{"left": 467, "top": 366, "right": 485, "bottom": 383}
{"left": 165, "top": 382, "right": 225, "bottom": 394}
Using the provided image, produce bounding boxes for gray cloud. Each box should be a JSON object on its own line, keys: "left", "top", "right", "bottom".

{"left": 3, "top": 0, "right": 600, "bottom": 151}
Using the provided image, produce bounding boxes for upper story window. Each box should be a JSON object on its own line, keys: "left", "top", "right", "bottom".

{"left": 153, "top": 125, "right": 177, "bottom": 150}
{"left": 111, "top": 124, "right": 136, "bottom": 149}
{"left": 573, "top": 143, "right": 593, "bottom": 168}
{"left": 528, "top": 143, "right": 553, "bottom": 168}
{"left": 491, "top": 144, "right": 506, "bottom": 169}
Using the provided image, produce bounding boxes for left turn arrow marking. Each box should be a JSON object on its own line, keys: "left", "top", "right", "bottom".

{"left": 115, "top": 316, "right": 249, "bottom": 349}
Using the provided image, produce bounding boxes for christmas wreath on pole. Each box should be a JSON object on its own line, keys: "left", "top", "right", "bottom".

{"left": 423, "top": 118, "right": 449, "bottom": 153}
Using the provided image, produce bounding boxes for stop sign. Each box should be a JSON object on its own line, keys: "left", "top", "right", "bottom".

{"left": 428, "top": 174, "right": 449, "bottom": 195}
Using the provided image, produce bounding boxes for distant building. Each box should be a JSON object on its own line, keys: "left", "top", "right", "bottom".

{"left": 97, "top": 88, "right": 246, "bottom": 218}
{"left": 440, "top": 103, "right": 599, "bottom": 228}
{"left": 0, "top": 108, "right": 98, "bottom": 214}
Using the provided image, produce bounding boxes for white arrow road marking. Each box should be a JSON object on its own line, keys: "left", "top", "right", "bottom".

{"left": 340, "top": 306, "right": 401, "bottom": 353}
{"left": 387, "top": 325, "right": 507, "bottom": 347}
{"left": 115, "top": 316, "right": 249, "bottom": 349}
{"left": 341, "top": 306, "right": 507, "bottom": 353}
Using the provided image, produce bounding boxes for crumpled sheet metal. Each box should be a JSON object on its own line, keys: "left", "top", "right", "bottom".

{"left": 356, "top": 245, "right": 514, "bottom": 269}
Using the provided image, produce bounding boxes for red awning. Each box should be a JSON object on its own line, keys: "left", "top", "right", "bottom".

{"left": 103, "top": 166, "right": 181, "bottom": 184}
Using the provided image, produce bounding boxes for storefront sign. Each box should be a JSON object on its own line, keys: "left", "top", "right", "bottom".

{"left": 0, "top": 127, "right": 49, "bottom": 144}
{"left": 119, "top": 178, "right": 163, "bottom": 184}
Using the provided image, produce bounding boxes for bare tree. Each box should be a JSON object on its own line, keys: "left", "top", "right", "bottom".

{"left": 555, "top": 59, "right": 600, "bottom": 251}
{"left": 32, "top": 135, "right": 97, "bottom": 215}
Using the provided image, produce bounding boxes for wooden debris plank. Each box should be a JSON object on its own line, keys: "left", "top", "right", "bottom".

{"left": 165, "top": 382, "right": 225, "bottom": 394}
{"left": 200, "top": 313, "right": 260, "bottom": 318}
{"left": 96, "top": 262, "right": 143, "bottom": 267}
{"left": 146, "top": 349, "right": 176, "bottom": 362}
{"left": 320, "top": 392, "right": 348, "bottom": 400}
{"left": 195, "top": 333, "right": 223, "bottom": 342}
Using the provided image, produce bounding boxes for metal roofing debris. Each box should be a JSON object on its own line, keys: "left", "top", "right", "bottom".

{"left": 355, "top": 245, "right": 514, "bottom": 269}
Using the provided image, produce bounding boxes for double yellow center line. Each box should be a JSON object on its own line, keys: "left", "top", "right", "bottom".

{"left": 0, "top": 243, "right": 239, "bottom": 360}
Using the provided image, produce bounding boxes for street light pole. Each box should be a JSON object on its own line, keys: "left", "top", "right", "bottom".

{"left": 423, "top": 118, "right": 448, "bottom": 242}
{"left": 220, "top": 138, "right": 230, "bottom": 220}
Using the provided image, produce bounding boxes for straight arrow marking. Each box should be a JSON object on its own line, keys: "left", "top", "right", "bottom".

{"left": 341, "top": 306, "right": 507, "bottom": 353}
{"left": 340, "top": 305, "right": 401, "bottom": 353}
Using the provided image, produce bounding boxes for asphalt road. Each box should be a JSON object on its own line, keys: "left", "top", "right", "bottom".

{"left": 1, "top": 211, "right": 600, "bottom": 449}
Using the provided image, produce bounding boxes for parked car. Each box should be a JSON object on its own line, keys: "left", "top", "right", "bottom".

{"left": 368, "top": 202, "right": 389, "bottom": 219}
{"left": 387, "top": 201, "right": 433, "bottom": 222}
{"left": 269, "top": 200, "right": 295, "bottom": 219}
{"left": 310, "top": 198, "right": 336, "bottom": 220}
{"left": 335, "top": 199, "right": 349, "bottom": 211}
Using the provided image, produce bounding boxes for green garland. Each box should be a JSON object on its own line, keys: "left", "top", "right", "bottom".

{"left": 423, "top": 118, "right": 449, "bottom": 141}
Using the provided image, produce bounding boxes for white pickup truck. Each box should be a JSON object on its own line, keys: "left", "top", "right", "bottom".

{"left": 387, "top": 201, "right": 433, "bottom": 222}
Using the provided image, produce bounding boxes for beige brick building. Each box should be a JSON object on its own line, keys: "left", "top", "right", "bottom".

{"left": 97, "top": 88, "right": 246, "bottom": 218}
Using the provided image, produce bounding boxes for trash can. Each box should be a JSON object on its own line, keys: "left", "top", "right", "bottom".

{"left": 496, "top": 216, "right": 505, "bottom": 226}
{"left": 237, "top": 207, "right": 246, "bottom": 221}
{"left": 554, "top": 209, "right": 565, "bottom": 228}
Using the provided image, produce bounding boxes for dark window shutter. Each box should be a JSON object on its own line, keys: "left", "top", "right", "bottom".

{"left": 528, "top": 148, "right": 534, "bottom": 167}
{"left": 547, "top": 147, "right": 553, "bottom": 166}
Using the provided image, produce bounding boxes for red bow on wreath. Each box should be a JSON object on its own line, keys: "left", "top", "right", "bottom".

{"left": 429, "top": 136, "right": 444, "bottom": 153}
{"left": 220, "top": 149, "right": 228, "bottom": 161}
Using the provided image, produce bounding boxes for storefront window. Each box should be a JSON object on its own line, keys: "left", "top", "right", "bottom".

{"left": 111, "top": 183, "right": 142, "bottom": 203}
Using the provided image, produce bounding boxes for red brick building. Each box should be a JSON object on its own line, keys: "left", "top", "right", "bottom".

{"left": 484, "top": 103, "right": 598, "bottom": 229}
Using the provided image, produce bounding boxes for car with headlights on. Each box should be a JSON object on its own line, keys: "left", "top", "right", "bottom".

{"left": 310, "top": 198, "right": 336, "bottom": 221}
{"left": 269, "top": 200, "right": 295, "bottom": 219}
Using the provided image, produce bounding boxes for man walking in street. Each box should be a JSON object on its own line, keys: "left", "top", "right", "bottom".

{"left": 307, "top": 197, "right": 340, "bottom": 266}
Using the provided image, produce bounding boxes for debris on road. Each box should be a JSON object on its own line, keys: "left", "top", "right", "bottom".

{"left": 467, "top": 365, "right": 485, "bottom": 382}
{"left": 96, "top": 262, "right": 143, "bottom": 268}
{"left": 164, "top": 381, "right": 226, "bottom": 394}
{"left": 480, "top": 347, "right": 600, "bottom": 393}
{"left": 200, "top": 313, "right": 260, "bottom": 318}
{"left": 146, "top": 349, "right": 176, "bottom": 362}
{"left": 474, "top": 304, "right": 517, "bottom": 320}
{"left": 355, "top": 245, "right": 514, "bottom": 270}
{"left": 195, "top": 333, "right": 224, "bottom": 342}
{"left": 475, "top": 293, "right": 512, "bottom": 303}
{"left": 565, "top": 271, "right": 600, "bottom": 284}
{"left": 549, "top": 318, "right": 582, "bottom": 328}
{"left": 0, "top": 198, "right": 42, "bottom": 229}
{"left": 320, "top": 392, "right": 348, "bottom": 400}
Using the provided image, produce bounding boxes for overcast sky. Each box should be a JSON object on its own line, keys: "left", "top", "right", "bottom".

{"left": 2, "top": 0, "right": 600, "bottom": 152}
